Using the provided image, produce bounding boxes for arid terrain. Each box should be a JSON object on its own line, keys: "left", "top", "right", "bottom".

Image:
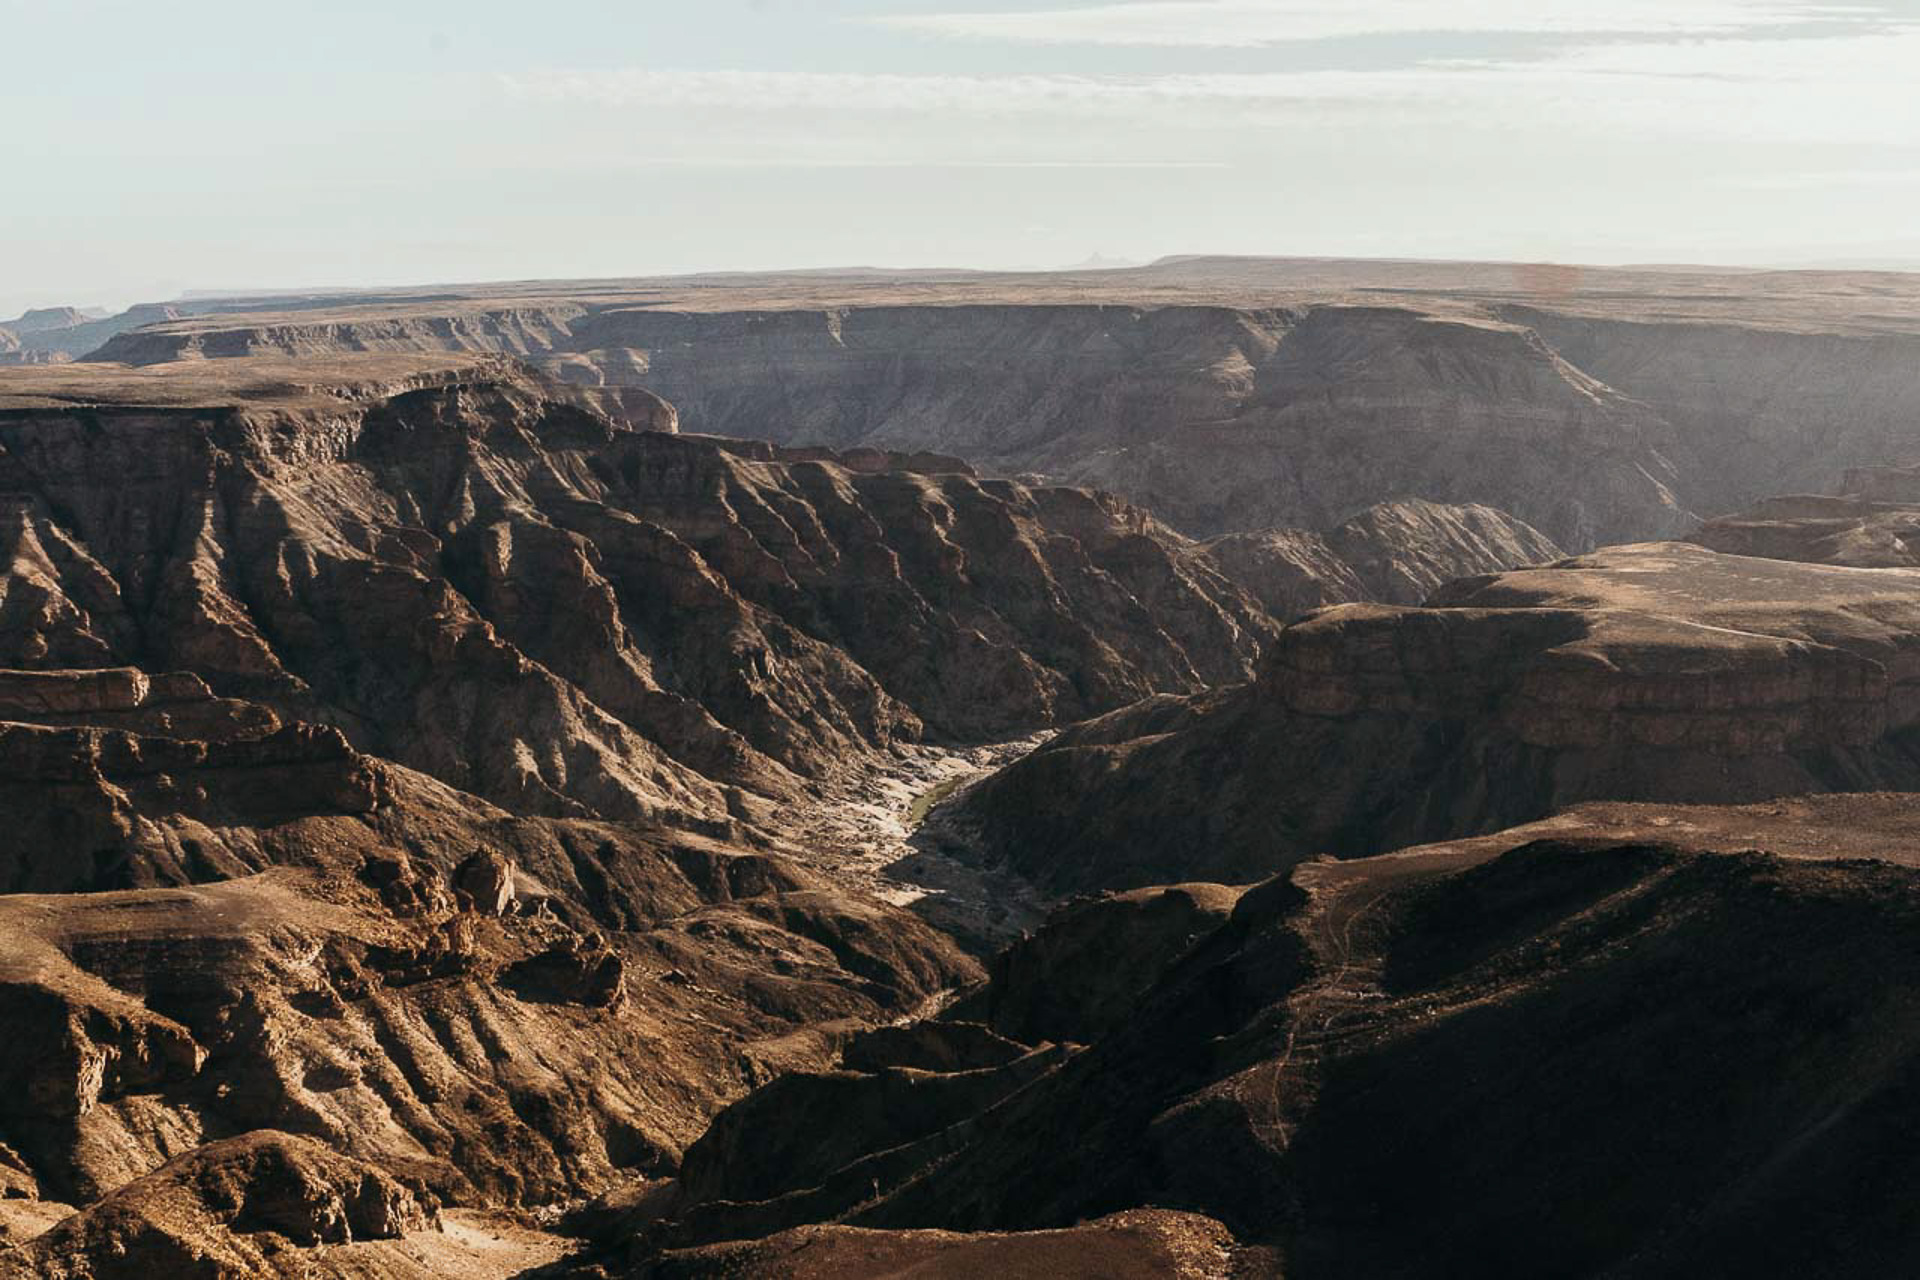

{"left": 6, "top": 258, "right": 1920, "bottom": 1277}
{"left": 30, "top": 256, "right": 1920, "bottom": 551}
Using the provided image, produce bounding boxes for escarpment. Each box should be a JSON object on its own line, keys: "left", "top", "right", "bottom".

{"left": 60, "top": 261, "right": 1920, "bottom": 559}
{"left": 85, "top": 302, "right": 583, "bottom": 367}
{"left": 90, "top": 302, "right": 1702, "bottom": 550}
{"left": 954, "top": 542, "right": 1920, "bottom": 894}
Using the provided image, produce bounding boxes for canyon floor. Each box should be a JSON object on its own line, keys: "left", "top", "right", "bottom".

{"left": 774, "top": 735, "right": 1053, "bottom": 949}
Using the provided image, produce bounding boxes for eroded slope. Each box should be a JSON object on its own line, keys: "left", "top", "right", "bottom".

{"left": 620, "top": 802, "right": 1920, "bottom": 1278}
{"left": 0, "top": 355, "right": 1272, "bottom": 840}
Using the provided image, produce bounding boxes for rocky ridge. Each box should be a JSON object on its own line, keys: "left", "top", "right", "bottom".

{"left": 1201, "top": 498, "right": 1563, "bottom": 617}
{"left": 0, "top": 352, "right": 1287, "bottom": 1274}
{"left": 0, "top": 354, "right": 1273, "bottom": 842}
{"left": 606, "top": 800, "right": 1920, "bottom": 1278}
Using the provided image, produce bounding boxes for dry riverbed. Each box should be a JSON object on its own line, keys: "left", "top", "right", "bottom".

{"left": 777, "top": 736, "right": 1051, "bottom": 951}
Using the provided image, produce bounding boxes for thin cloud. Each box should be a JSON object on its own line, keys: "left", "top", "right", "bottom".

{"left": 502, "top": 70, "right": 1196, "bottom": 113}
{"left": 1721, "top": 169, "right": 1920, "bottom": 189}
{"left": 613, "top": 157, "right": 1231, "bottom": 169}
{"left": 868, "top": 0, "right": 1888, "bottom": 48}
{"left": 500, "top": 24, "right": 1920, "bottom": 145}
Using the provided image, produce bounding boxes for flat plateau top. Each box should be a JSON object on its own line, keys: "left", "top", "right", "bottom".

{"left": 103, "top": 256, "right": 1920, "bottom": 338}
{"left": 0, "top": 352, "right": 505, "bottom": 411}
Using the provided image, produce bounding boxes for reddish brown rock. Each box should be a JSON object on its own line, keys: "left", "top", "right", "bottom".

{"left": 7, "top": 1131, "right": 437, "bottom": 1277}
{"left": 635, "top": 807, "right": 1920, "bottom": 1278}
{"left": 453, "top": 849, "right": 516, "bottom": 917}
{"left": 0, "top": 356, "right": 1272, "bottom": 828}
{"left": 1202, "top": 499, "right": 1564, "bottom": 618}
{"left": 959, "top": 542, "right": 1920, "bottom": 893}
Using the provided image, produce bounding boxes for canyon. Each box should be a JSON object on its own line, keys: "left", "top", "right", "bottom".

{"left": 5, "top": 259, "right": 1920, "bottom": 1276}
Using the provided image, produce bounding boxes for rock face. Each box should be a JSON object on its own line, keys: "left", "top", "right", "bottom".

{"left": 0, "top": 670, "right": 378, "bottom": 894}
{"left": 1201, "top": 499, "right": 1563, "bottom": 618}
{"left": 0, "top": 355, "right": 1272, "bottom": 843}
{"left": 81, "top": 266, "right": 1920, "bottom": 554}
{"left": 1688, "top": 465, "right": 1920, "bottom": 568}
{"left": 955, "top": 542, "right": 1920, "bottom": 894}
{"left": 14, "top": 1131, "right": 436, "bottom": 1278}
{"left": 630, "top": 808, "right": 1920, "bottom": 1278}
{"left": 1, "top": 304, "right": 181, "bottom": 365}
{"left": 91, "top": 302, "right": 1704, "bottom": 551}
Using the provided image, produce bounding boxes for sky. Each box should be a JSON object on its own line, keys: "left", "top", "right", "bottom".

{"left": 3, "top": 0, "right": 1919, "bottom": 317}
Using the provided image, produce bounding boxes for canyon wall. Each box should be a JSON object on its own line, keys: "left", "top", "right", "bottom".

{"left": 87, "top": 294, "right": 1920, "bottom": 552}
{"left": 0, "top": 355, "right": 1271, "bottom": 843}
{"left": 953, "top": 541, "right": 1920, "bottom": 894}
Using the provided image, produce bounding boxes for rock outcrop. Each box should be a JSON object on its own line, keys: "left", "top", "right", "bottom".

{"left": 12, "top": 1131, "right": 436, "bottom": 1278}
{"left": 1200, "top": 499, "right": 1563, "bottom": 618}
{"left": 0, "top": 355, "right": 1273, "bottom": 840}
{"left": 954, "top": 542, "right": 1920, "bottom": 894}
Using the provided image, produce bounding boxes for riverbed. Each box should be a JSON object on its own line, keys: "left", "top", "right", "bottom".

{"left": 773, "top": 735, "right": 1051, "bottom": 950}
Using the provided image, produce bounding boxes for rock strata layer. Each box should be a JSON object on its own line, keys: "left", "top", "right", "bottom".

{"left": 956, "top": 542, "right": 1920, "bottom": 893}
{"left": 1200, "top": 498, "right": 1563, "bottom": 617}
{"left": 0, "top": 355, "right": 1273, "bottom": 840}
{"left": 78, "top": 268, "right": 1920, "bottom": 553}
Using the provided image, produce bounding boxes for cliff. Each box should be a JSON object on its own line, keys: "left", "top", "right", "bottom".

{"left": 0, "top": 355, "right": 1273, "bottom": 839}
{"left": 73, "top": 272, "right": 1920, "bottom": 556}
{"left": 953, "top": 542, "right": 1920, "bottom": 894}
{"left": 1201, "top": 498, "right": 1564, "bottom": 617}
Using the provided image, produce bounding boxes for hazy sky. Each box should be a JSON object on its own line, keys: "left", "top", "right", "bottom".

{"left": 4, "top": 0, "right": 1919, "bottom": 316}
